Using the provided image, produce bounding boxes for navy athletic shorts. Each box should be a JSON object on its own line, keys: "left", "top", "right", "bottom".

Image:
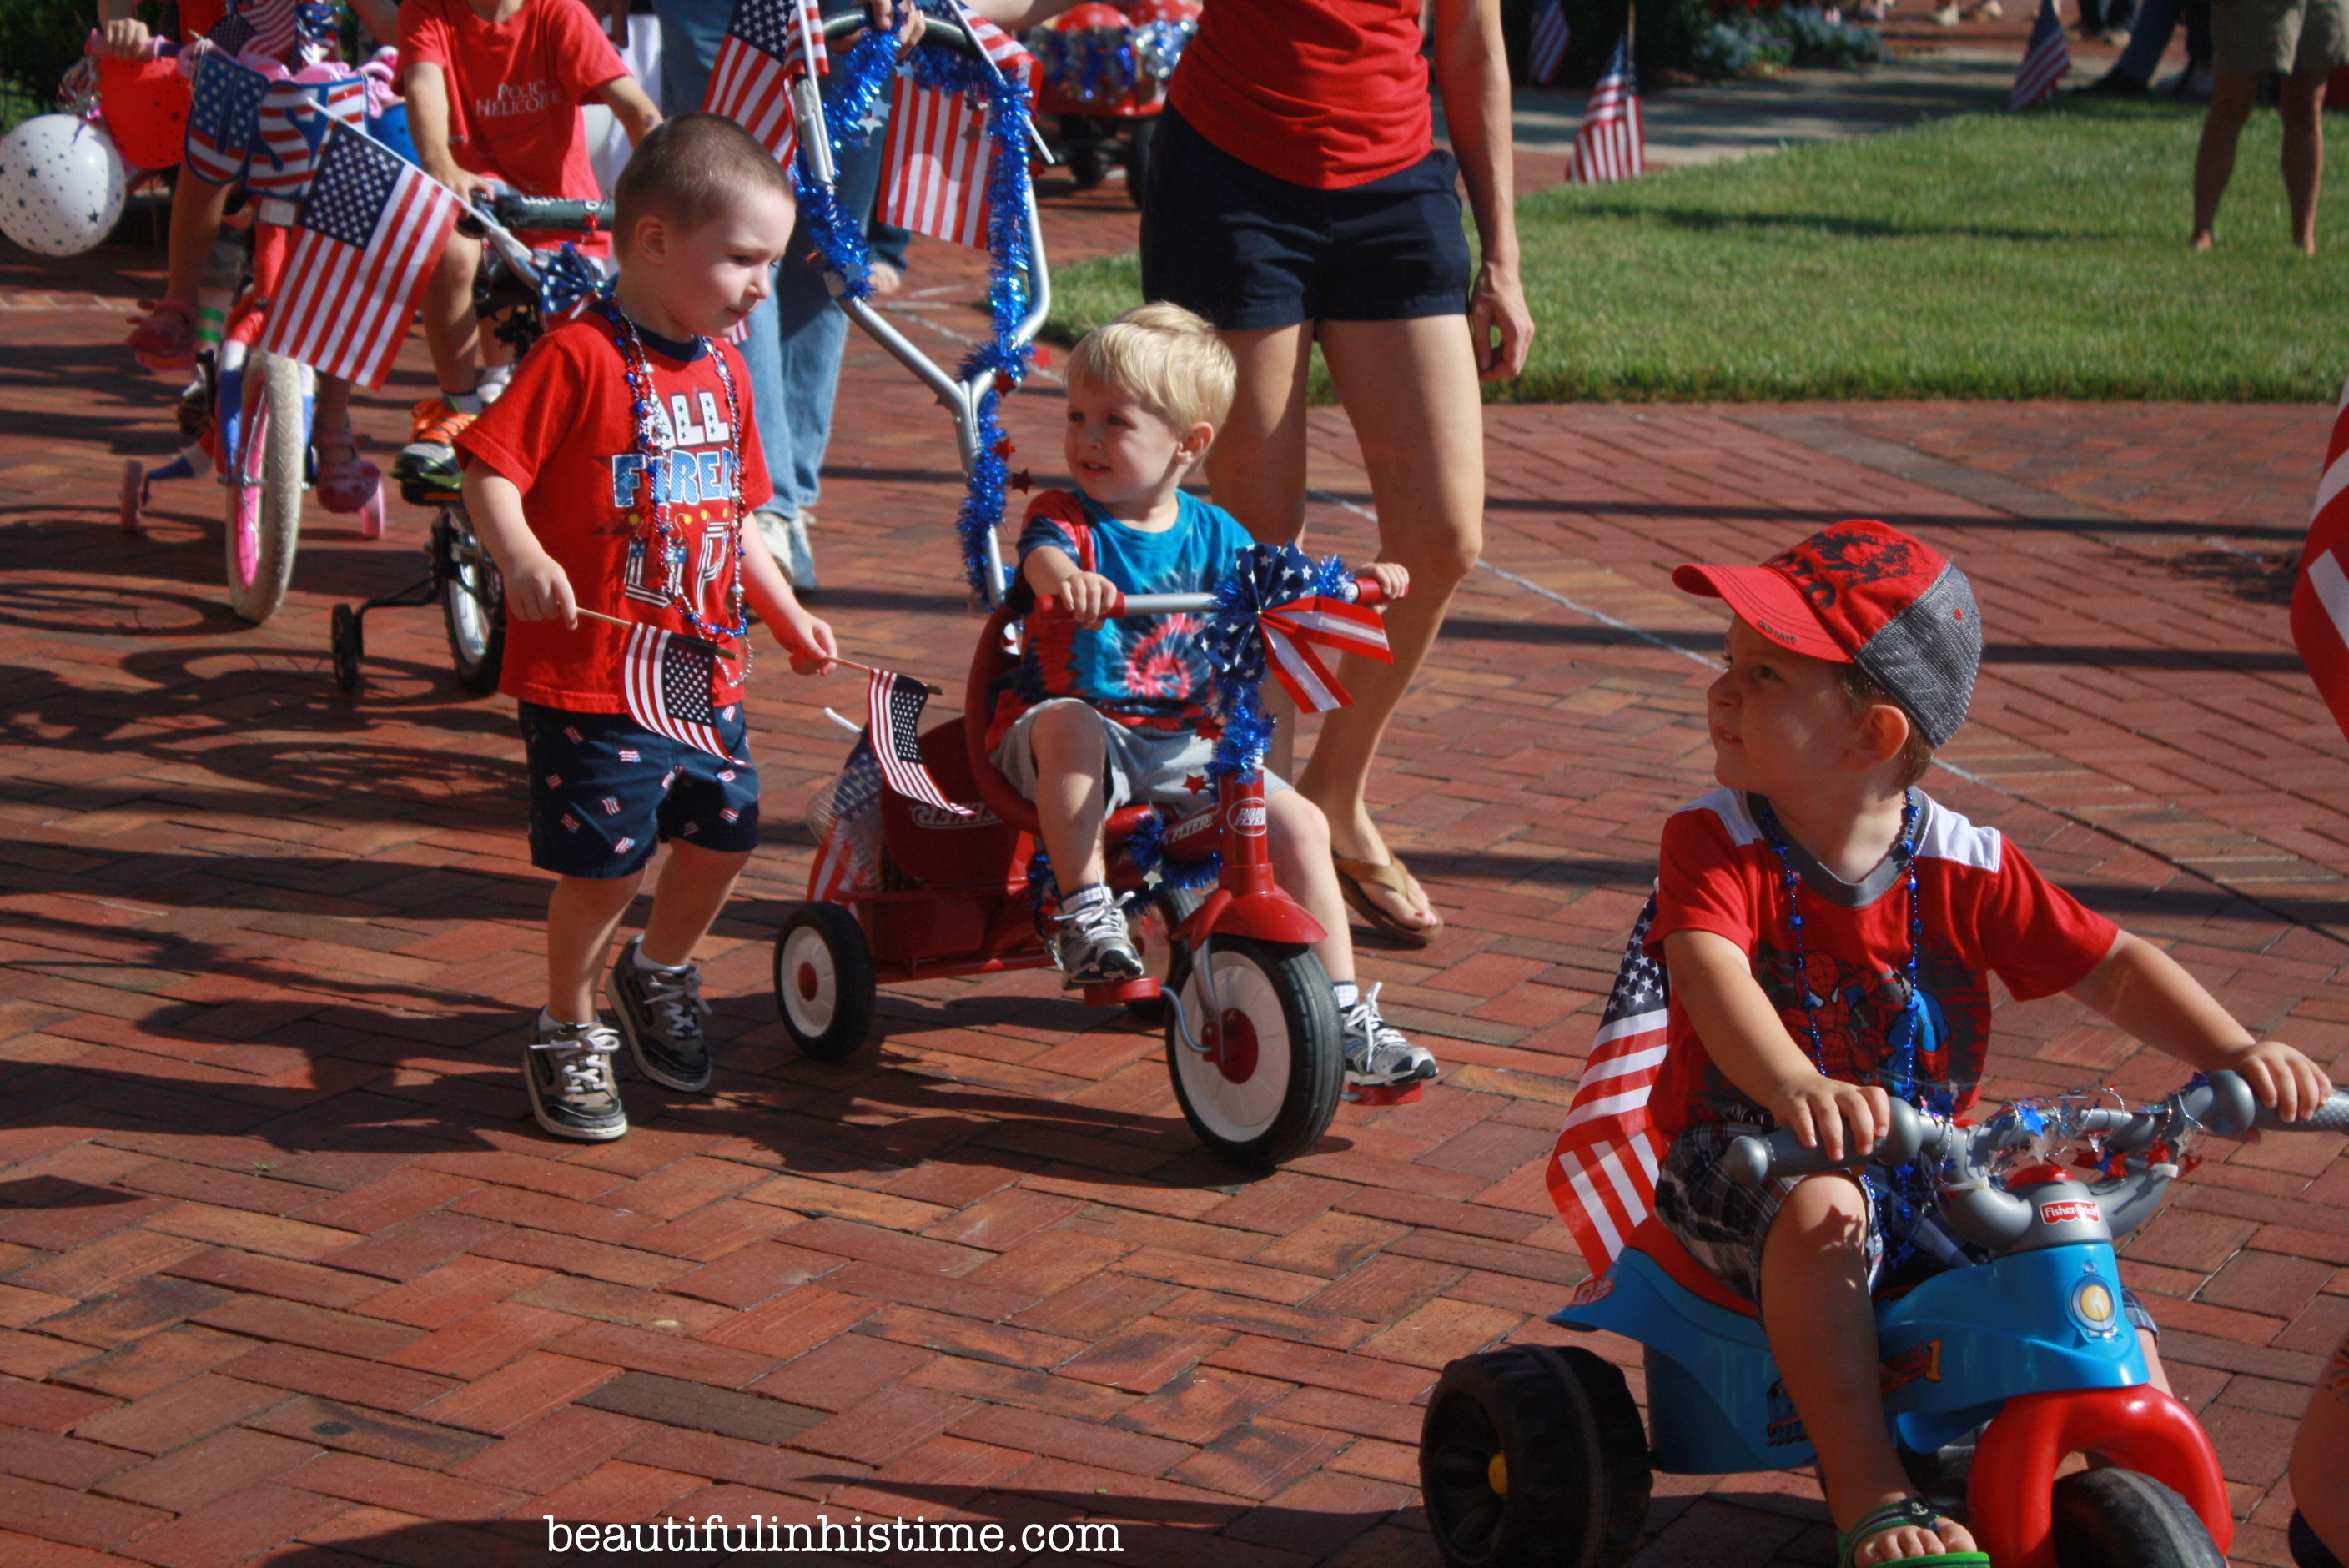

{"left": 1139, "top": 106, "right": 1474, "bottom": 331}
{"left": 517, "top": 701, "right": 760, "bottom": 879}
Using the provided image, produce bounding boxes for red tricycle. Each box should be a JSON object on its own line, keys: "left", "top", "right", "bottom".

{"left": 1024, "top": 0, "right": 1199, "bottom": 207}
{"left": 769, "top": 575, "right": 1418, "bottom": 1170}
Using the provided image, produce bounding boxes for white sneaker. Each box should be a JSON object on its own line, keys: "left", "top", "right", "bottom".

{"left": 1341, "top": 984, "right": 1439, "bottom": 1088}
{"left": 1049, "top": 894, "right": 1144, "bottom": 987}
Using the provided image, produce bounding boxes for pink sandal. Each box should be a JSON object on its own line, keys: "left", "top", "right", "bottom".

{"left": 125, "top": 299, "right": 198, "bottom": 373}
{"left": 314, "top": 426, "right": 381, "bottom": 515}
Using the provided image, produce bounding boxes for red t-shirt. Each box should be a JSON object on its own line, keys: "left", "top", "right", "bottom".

{"left": 182, "top": 0, "right": 228, "bottom": 42}
{"left": 1169, "top": 0, "right": 1434, "bottom": 190}
{"left": 1647, "top": 788, "right": 2118, "bottom": 1138}
{"left": 400, "top": 0, "right": 624, "bottom": 246}
{"left": 455, "top": 312, "right": 772, "bottom": 715}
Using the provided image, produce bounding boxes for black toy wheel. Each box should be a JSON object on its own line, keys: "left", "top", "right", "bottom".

{"left": 1124, "top": 113, "right": 1157, "bottom": 209}
{"left": 329, "top": 602, "right": 362, "bottom": 692}
{"left": 1124, "top": 885, "right": 1203, "bottom": 1027}
{"left": 1164, "top": 933, "right": 1340, "bottom": 1170}
{"left": 435, "top": 510, "right": 506, "bottom": 695}
{"left": 2051, "top": 1469, "right": 2225, "bottom": 1568}
{"left": 1064, "top": 118, "right": 1109, "bottom": 189}
{"left": 772, "top": 902, "right": 878, "bottom": 1062}
{"left": 1421, "top": 1344, "right": 1651, "bottom": 1568}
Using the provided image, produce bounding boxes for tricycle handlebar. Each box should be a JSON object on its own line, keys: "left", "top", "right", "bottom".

{"left": 483, "top": 194, "right": 613, "bottom": 234}
{"left": 1099, "top": 579, "right": 1389, "bottom": 620}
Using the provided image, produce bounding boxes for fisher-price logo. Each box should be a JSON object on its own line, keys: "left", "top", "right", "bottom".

{"left": 1230, "top": 803, "right": 1268, "bottom": 837}
{"left": 2040, "top": 1199, "right": 2102, "bottom": 1227}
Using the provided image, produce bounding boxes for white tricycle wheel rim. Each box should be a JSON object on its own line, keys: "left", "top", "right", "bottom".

{"left": 1174, "top": 950, "right": 1290, "bottom": 1142}
{"left": 781, "top": 925, "right": 839, "bottom": 1037}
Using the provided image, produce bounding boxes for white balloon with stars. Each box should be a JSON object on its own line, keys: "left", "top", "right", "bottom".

{"left": 0, "top": 115, "right": 128, "bottom": 258}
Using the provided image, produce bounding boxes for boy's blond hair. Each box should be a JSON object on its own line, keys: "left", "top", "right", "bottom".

{"left": 1065, "top": 302, "right": 1235, "bottom": 433}
{"left": 613, "top": 113, "right": 793, "bottom": 254}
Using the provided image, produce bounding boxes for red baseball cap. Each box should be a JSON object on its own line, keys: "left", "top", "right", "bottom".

{"left": 1673, "top": 520, "right": 1982, "bottom": 746}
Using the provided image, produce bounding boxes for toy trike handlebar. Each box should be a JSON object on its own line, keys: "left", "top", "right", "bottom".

{"left": 1098, "top": 579, "right": 1390, "bottom": 619}
{"left": 1726, "top": 1072, "right": 2349, "bottom": 1254}
{"left": 480, "top": 194, "right": 612, "bottom": 234}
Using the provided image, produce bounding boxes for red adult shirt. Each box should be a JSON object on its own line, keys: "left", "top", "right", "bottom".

{"left": 1646, "top": 788, "right": 2118, "bottom": 1138}
{"left": 1169, "top": 0, "right": 1434, "bottom": 190}
{"left": 399, "top": 0, "right": 624, "bottom": 245}
{"left": 455, "top": 312, "right": 772, "bottom": 715}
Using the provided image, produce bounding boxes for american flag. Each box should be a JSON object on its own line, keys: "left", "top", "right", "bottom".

{"left": 1567, "top": 32, "right": 1643, "bottom": 185}
{"left": 185, "top": 48, "right": 272, "bottom": 187}
{"left": 705, "top": 0, "right": 828, "bottom": 160}
{"left": 1529, "top": 0, "right": 1571, "bottom": 87}
{"left": 1546, "top": 893, "right": 1672, "bottom": 1274}
{"left": 2292, "top": 372, "right": 2349, "bottom": 740}
{"left": 257, "top": 126, "right": 460, "bottom": 389}
{"left": 868, "top": 668, "right": 972, "bottom": 815}
{"left": 878, "top": 0, "right": 1038, "bottom": 249}
{"left": 2011, "top": 0, "right": 2071, "bottom": 111}
{"left": 808, "top": 732, "right": 884, "bottom": 900}
{"left": 229, "top": 0, "right": 301, "bottom": 64}
{"left": 205, "top": 11, "right": 258, "bottom": 57}
{"left": 248, "top": 76, "right": 368, "bottom": 200}
{"left": 622, "top": 624, "right": 731, "bottom": 759}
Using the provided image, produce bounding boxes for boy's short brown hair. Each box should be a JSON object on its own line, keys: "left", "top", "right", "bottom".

{"left": 1065, "top": 302, "right": 1235, "bottom": 432}
{"left": 1840, "top": 666, "right": 1937, "bottom": 787}
{"left": 612, "top": 113, "right": 794, "bottom": 253}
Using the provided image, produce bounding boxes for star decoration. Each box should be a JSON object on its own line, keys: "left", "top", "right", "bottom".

{"left": 1182, "top": 774, "right": 1207, "bottom": 794}
{"left": 993, "top": 438, "right": 1014, "bottom": 459}
{"left": 1195, "top": 719, "right": 1223, "bottom": 740}
{"left": 993, "top": 371, "right": 1016, "bottom": 395}
{"left": 1010, "top": 470, "right": 1031, "bottom": 492}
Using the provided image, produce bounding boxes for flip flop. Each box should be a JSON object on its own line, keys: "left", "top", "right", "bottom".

{"left": 1332, "top": 852, "right": 1443, "bottom": 949}
{"left": 1835, "top": 1499, "right": 1991, "bottom": 1568}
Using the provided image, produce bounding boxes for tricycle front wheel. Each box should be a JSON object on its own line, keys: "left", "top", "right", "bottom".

{"left": 1164, "top": 933, "right": 1340, "bottom": 1170}
{"left": 2052, "top": 1469, "right": 2225, "bottom": 1568}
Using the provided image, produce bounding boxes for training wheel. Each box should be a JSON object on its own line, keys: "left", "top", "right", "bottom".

{"left": 329, "top": 603, "right": 363, "bottom": 692}
{"left": 359, "top": 482, "right": 385, "bottom": 540}
{"left": 118, "top": 460, "right": 142, "bottom": 534}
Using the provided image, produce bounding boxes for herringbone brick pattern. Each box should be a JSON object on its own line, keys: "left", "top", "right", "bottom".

{"left": 0, "top": 193, "right": 2341, "bottom": 1567}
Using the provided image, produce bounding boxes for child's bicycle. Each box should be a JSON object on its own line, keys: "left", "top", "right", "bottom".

{"left": 1416, "top": 1070, "right": 2349, "bottom": 1568}
{"left": 773, "top": 573, "right": 1397, "bottom": 1170}
{"left": 326, "top": 193, "right": 611, "bottom": 695}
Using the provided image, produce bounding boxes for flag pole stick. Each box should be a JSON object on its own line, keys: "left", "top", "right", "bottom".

{"left": 568, "top": 607, "right": 943, "bottom": 695}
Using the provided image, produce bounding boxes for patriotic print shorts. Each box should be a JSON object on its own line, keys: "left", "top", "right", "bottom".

{"left": 518, "top": 701, "right": 760, "bottom": 879}
{"left": 1655, "top": 1120, "right": 2157, "bottom": 1332}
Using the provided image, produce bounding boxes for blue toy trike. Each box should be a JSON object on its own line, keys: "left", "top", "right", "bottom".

{"left": 1417, "top": 1070, "right": 2349, "bottom": 1568}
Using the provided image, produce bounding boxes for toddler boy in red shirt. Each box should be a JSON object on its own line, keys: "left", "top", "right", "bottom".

{"left": 457, "top": 115, "right": 836, "bottom": 1142}
{"left": 396, "top": 0, "right": 661, "bottom": 492}
{"left": 1647, "top": 520, "right": 2331, "bottom": 1565}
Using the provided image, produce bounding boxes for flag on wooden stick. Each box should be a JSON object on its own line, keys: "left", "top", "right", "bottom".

{"left": 1567, "top": 33, "right": 1643, "bottom": 184}
{"left": 2011, "top": 0, "right": 2071, "bottom": 110}
{"left": 622, "top": 624, "right": 731, "bottom": 759}
{"left": 867, "top": 668, "right": 973, "bottom": 814}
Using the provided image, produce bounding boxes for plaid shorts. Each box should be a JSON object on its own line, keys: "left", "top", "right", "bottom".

{"left": 1655, "top": 1118, "right": 2158, "bottom": 1334}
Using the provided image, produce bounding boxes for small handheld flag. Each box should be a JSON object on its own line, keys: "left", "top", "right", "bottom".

{"left": 705, "top": 0, "right": 829, "bottom": 160}
{"left": 622, "top": 624, "right": 731, "bottom": 759}
{"left": 2011, "top": 0, "right": 2072, "bottom": 111}
{"left": 2291, "top": 374, "right": 2349, "bottom": 740}
{"left": 1567, "top": 33, "right": 1644, "bottom": 184}
{"left": 867, "top": 668, "right": 973, "bottom": 815}
{"left": 878, "top": 0, "right": 1039, "bottom": 249}
{"left": 809, "top": 731, "right": 884, "bottom": 900}
{"left": 255, "top": 125, "right": 460, "bottom": 389}
{"left": 1530, "top": 0, "right": 1572, "bottom": 87}
{"left": 1546, "top": 893, "right": 1672, "bottom": 1274}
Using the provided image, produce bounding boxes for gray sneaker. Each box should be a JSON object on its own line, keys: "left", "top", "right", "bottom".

{"left": 1049, "top": 895, "right": 1144, "bottom": 988}
{"left": 1342, "top": 984, "right": 1439, "bottom": 1088}
{"left": 606, "top": 937, "right": 713, "bottom": 1092}
{"left": 524, "top": 1018, "right": 627, "bottom": 1141}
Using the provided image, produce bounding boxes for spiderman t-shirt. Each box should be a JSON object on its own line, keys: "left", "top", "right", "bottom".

{"left": 1647, "top": 787, "right": 2119, "bottom": 1138}
{"left": 988, "top": 488, "right": 1257, "bottom": 749}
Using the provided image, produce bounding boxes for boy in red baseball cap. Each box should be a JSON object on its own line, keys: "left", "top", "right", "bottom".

{"left": 1646, "top": 520, "right": 2330, "bottom": 1565}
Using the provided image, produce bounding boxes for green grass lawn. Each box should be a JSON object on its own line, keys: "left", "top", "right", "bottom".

{"left": 1045, "top": 98, "right": 2349, "bottom": 402}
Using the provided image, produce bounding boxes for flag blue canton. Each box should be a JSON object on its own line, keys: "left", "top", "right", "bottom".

{"left": 303, "top": 131, "right": 403, "bottom": 249}
{"left": 883, "top": 675, "right": 928, "bottom": 761}
{"left": 1602, "top": 897, "right": 1667, "bottom": 1027}
{"left": 661, "top": 636, "right": 719, "bottom": 728}
{"left": 729, "top": 0, "right": 802, "bottom": 59}
{"left": 835, "top": 733, "right": 883, "bottom": 817}
{"left": 189, "top": 51, "right": 270, "bottom": 177}
{"left": 207, "top": 12, "right": 257, "bottom": 53}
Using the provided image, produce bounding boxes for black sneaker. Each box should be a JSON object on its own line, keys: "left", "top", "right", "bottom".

{"left": 1048, "top": 894, "right": 1144, "bottom": 988}
{"left": 2083, "top": 70, "right": 2150, "bottom": 96}
{"left": 1341, "top": 984, "right": 1440, "bottom": 1088}
{"left": 523, "top": 1018, "right": 627, "bottom": 1141}
{"left": 606, "top": 937, "right": 714, "bottom": 1092}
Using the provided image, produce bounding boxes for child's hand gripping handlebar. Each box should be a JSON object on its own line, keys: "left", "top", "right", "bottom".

{"left": 1103, "top": 576, "right": 1394, "bottom": 618}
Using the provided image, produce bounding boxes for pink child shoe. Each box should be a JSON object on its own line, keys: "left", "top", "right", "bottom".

{"left": 124, "top": 299, "right": 197, "bottom": 373}
{"left": 314, "top": 427, "right": 381, "bottom": 515}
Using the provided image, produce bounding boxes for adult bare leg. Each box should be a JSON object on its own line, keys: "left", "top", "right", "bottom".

{"left": 1296, "top": 314, "right": 1487, "bottom": 936}
{"left": 2191, "top": 72, "right": 2261, "bottom": 249}
{"left": 2281, "top": 70, "right": 2329, "bottom": 254}
{"left": 1205, "top": 325, "right": 1316, "bottom": 779}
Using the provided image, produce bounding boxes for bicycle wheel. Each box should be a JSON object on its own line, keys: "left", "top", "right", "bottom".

{"left": 224, "top": 349, "right": 304, "bottom": 623}
{"left": 1164, "top": 934, "right": 1342, "bottom": 1170}
{"left": 435, "top": 508, "right": 506, "bottom": 695}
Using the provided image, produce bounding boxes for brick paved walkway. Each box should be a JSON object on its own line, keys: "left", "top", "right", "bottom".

{"left": 0, "top": 199, "right": 2342, "bottom": 1568}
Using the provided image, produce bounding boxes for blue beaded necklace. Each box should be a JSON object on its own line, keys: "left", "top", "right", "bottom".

{"left": 591, "top": 285, "right": 752, "bottom": 657}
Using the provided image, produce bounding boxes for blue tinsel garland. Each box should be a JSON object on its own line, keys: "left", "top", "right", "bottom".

{"left": 791, "top": 27, "right": 900, "bottom": 304}
{"left": 1197, "top": 545, "right": 1351, "bottom": 782}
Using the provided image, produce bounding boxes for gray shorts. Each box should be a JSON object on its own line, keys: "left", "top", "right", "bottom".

{"left": 2212, "top": 0, "right": 2348, "bottom": 74}
{"left": 990, "top": 699, "right": 1288, "bottom": 812}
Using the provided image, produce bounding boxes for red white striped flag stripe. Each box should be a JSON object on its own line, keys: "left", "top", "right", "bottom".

{"left": 2011, "top": 0, "right": 2072, "bottom": 111}
{"left": 868, "top": 667, "right": 972, "bottom": 814}
{"left": 704, "top": 0, "right": 827, "bottom": 160}
{"left": 1547, "top": 893, "right": 1672, "bottom": 1274}
{"left": 2291, "top": 373, "right": 2349, "bottom": 739}
{"left": 1257, "top": 597, "right": 1392, "bottom": 713}
{"left": 1567, "top": 33, "right": 1643, "bottom": 185}
{"left": 257, "top": 125, "right": 459, "bottom": 390}
{"left": 880, "top": 75, "right": 993, "bottom": 249}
